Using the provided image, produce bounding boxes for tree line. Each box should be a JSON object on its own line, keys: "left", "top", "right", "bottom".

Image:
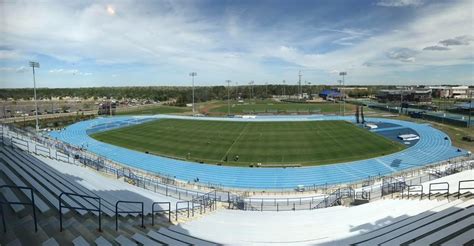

{"left": 0, "top": 85, "right": 380, "bottom": 103}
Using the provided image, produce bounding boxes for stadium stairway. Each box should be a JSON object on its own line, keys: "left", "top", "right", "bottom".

{"left": 0, "top": 145, "right": 220, "bottom": 245}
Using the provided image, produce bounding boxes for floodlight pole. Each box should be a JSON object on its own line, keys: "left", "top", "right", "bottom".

{"left": 265, "top": 82, "right": 268, "bottom": 98}
{"left": 338, "top": 80, "right": 342, "bottom": 116}
{"left": 29, "top": 61, "right": 40, "bottom": 132}
{"left": 298, "top": 71, "right": 302, "bottom": 99}
{"left": 249, "top": 81, "right": 254, "bottom": 102}
{"left": 306, "top": 81, "right": 311, "bottom": 99}
{"left": 189, "top": 72, "right": 197, "bottom": 114}
{"left": 282, "top": 80, "right": 286, "bottom": 97}
{"left": 469, "top": 90, "right": 472, "bottom": 128}
{"left": 226, "top": 80, "right": 231, "bottom": 115}
{"left": 400, "top": 87, "right": 403, "bottom": 115}
{"left": 339, "top": 72, "right": 347, "bottom": 116}
{"left": 235, "top": 82, "right": 238, "bottom": 100}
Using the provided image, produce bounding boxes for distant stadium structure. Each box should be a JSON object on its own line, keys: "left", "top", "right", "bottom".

{"left": 376, "top": 88, "right": 432, "bottom": 103}
{"left": 318, "top": 89, "right": 343, "bottom": 100}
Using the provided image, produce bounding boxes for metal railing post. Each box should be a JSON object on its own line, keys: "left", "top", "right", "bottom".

{"left": 0, "top": 204, "right": 6, "bottom": 233}
{"left": 458, "top": 180, "right": 474, "bottom": 199}
{"left": 115, "top": 200, "right": 144, "bottom": 231}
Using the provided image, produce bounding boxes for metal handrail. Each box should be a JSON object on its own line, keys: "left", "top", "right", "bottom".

{"left": 10, "top": 136, "right": 29, "bottom": 151}
{"left": 0, "top": 185, "right": 37, "bottom": 233}
{"left": 189, "top": 197, "right": 204, "bottom": 215}
{"left": 175, "top": 200, "right": 190, "bottom": 221}
{"left": 429, "top": 182, "right": 449, "bottom": 200}
{"left": 34, "top": 144, "right": 50, "bottom": 157}
{"left": 458, "top": 180, "right": 474, "bottom": 199}
{"left": 59, "top": 192, "right": 101, "bottom": 232}
{"left": 115, "top": 200, "right": 144, "bottom": 231}
{"left": 151, "top": 202, "right": 171, "bottom": 225}
{"left": 405, "top": 185, "right": 423, "bottom": 200}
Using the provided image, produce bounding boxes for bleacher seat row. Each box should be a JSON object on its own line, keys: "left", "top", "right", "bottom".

{"left": 0, "top": 145, "right": 219, "bottom": 245}
{"left": 176, "top": 194, "right": 474, "bottom": 245}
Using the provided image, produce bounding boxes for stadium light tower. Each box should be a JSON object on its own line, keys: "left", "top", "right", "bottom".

{"left": 265, "top": 82, "right": 268, "bottom": 98}
{"left": 282, "top": 80, "right": 286, "bottom": 97}
{"left": 226, "top": 80, "right": 231, "bottom": 115}
{"left": 249, "top": 81, "right": 254, "bottom": 101}
{"left": 339, "top": 71, "right": 347, "bottom": 116}
{"left": 306, "top": 81, "right": 312, "bottom": 99}
{"left": 469, "top": 90, "right": 472, "bottom": 128}
{"left": 298, "top": 71, "right": 302, "bottom": 99}
{"left": 235, "top": 82, "right": 239, "bottom": 100}
{"left": 400, "top": 87, "right": 404, "bottom": 115}
{"left": 189, "top": 72, "right": 197, "bottom": 114}
{"left": 29, "top": 61, "right": 40, "bottom": 132}
{"left": 338, "top": 79, "right": 343, "bottom": 116}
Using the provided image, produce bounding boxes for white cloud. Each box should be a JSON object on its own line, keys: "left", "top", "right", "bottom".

{"left": 16, "top": 66, "right": 28, "bottom": 73}
{"left": 387, "top": 48, "right": 418, "bottom": 62}
{"left": 0, "top": 66, "right": 28, "bottom": 73}
{"left": 439, "top": 35, "right": 474, "bottom": 46}
{"left": 376, "top": 0, "right": 423, "bottom": 7}
{"left": 0, "top": 0, "right": 472, "bottom": 85}
{"left": 423, "top": 46, "right": 450, "bottom": 51}
{"left": 49, "top": 68, "right": 92, "bottom": 76}
{"left": 0, "top": 50, "right": 24, "bottom": 60}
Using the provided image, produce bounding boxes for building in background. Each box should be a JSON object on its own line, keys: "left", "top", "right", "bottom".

{"left": 319, "top": 89, "right": 343, "bottom": 100}
{"left": 429, "top": 85, "right": 471, "bottom": 99}
{"left": 376, "top": 88, "right": 432, "bottom": 104}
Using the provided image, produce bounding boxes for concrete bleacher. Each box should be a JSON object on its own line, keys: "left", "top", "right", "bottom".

{"left": 177, "top": 196, "right": 473, "bottom": 245}
{"left": 0, "top": 145, "right": 218, "bottom": 245}
{"left": 48, "top": 115, "right": 467, "bottom": 189}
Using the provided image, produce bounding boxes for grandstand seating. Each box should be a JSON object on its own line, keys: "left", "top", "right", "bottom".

{"left": 0, "top": 146, "right": 218, "bottom": 245}
{"left": 177, "top": 196, "right": 473, "bottom": 245}
{"left": 48, "top": 115, "right": 467, "bottom": 189}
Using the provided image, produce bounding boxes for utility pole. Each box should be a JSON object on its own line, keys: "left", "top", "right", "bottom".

{"left": 282, "top": 80, "right": 286, "bottom": 97}
{"left": 306, "top": 81, "right": 312, "bottom": 99}
{"left": 265, "top": 82, "right": 268, "bottom": 98}
{"left": 338, "top": 80, "right": 342, "bottom": 116}
{"left": 339, "top": 72, "right": 347, "bottom": 116}
{"left": 226, "top": 80, "right": 231, "bottom": 115}
{"left": 29, "top": 61, "right": 40, "bottom": 132}
{"left": 298, "top": 71, "right": 302, "bottom": 99}
{"left": 469, "top": 90, "right": 472, "bottom": 128}
{"left": 400, "top": 87, "right": 403, "bottom": 115}
{"left": 235, "top": 82, "right": 239, "bottom": 100}
{"left": 249, "top": 81, "right": 254, "bottom": 102}
{"left": 189, "top": 72, "right": 197, "bottom": 114}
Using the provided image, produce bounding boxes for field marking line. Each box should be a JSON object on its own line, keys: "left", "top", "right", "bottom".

{"left": 220, "top": 122, "right": 250, "bottom": 161}
{"left": 314, "top": 122, "right": 346, "bottom": 149}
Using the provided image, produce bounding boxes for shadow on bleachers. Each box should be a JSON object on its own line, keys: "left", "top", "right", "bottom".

{"left": 317, "top": 204, "right": 473, "bottom": 245}
{"left": 348, "top": 215, "right": 409, "bottom": 233}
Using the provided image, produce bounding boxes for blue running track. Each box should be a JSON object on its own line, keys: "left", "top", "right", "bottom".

{"left": 49, "top": 115, "right": 467, "bottom": 189}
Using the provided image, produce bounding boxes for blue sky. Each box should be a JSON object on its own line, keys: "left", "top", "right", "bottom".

{"left": 0, "top": 0, "right": 473, "bottom": 88}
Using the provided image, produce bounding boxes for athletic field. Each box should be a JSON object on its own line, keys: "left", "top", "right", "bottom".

{"left": 91, "top": 119, "right": 404, "bottom": 166}
{"left": 208, "top": 100, "right": 355, "bottom": 114}
{"left": 116, "top": 105, "right": 189, "bottom": 115}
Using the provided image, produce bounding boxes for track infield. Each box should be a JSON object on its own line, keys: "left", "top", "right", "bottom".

{"left": 90, "top": 119, "right": 405, "bottom": 166}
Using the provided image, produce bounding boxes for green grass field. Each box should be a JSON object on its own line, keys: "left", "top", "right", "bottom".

{"left": 208, "top": 100, "right": 355, "bottom": 114}
{"left": 116, "top": 105, "right": 190, "bottom": 115}
{"left": 91, "top": 119, "right": 404, "bottom": 166}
